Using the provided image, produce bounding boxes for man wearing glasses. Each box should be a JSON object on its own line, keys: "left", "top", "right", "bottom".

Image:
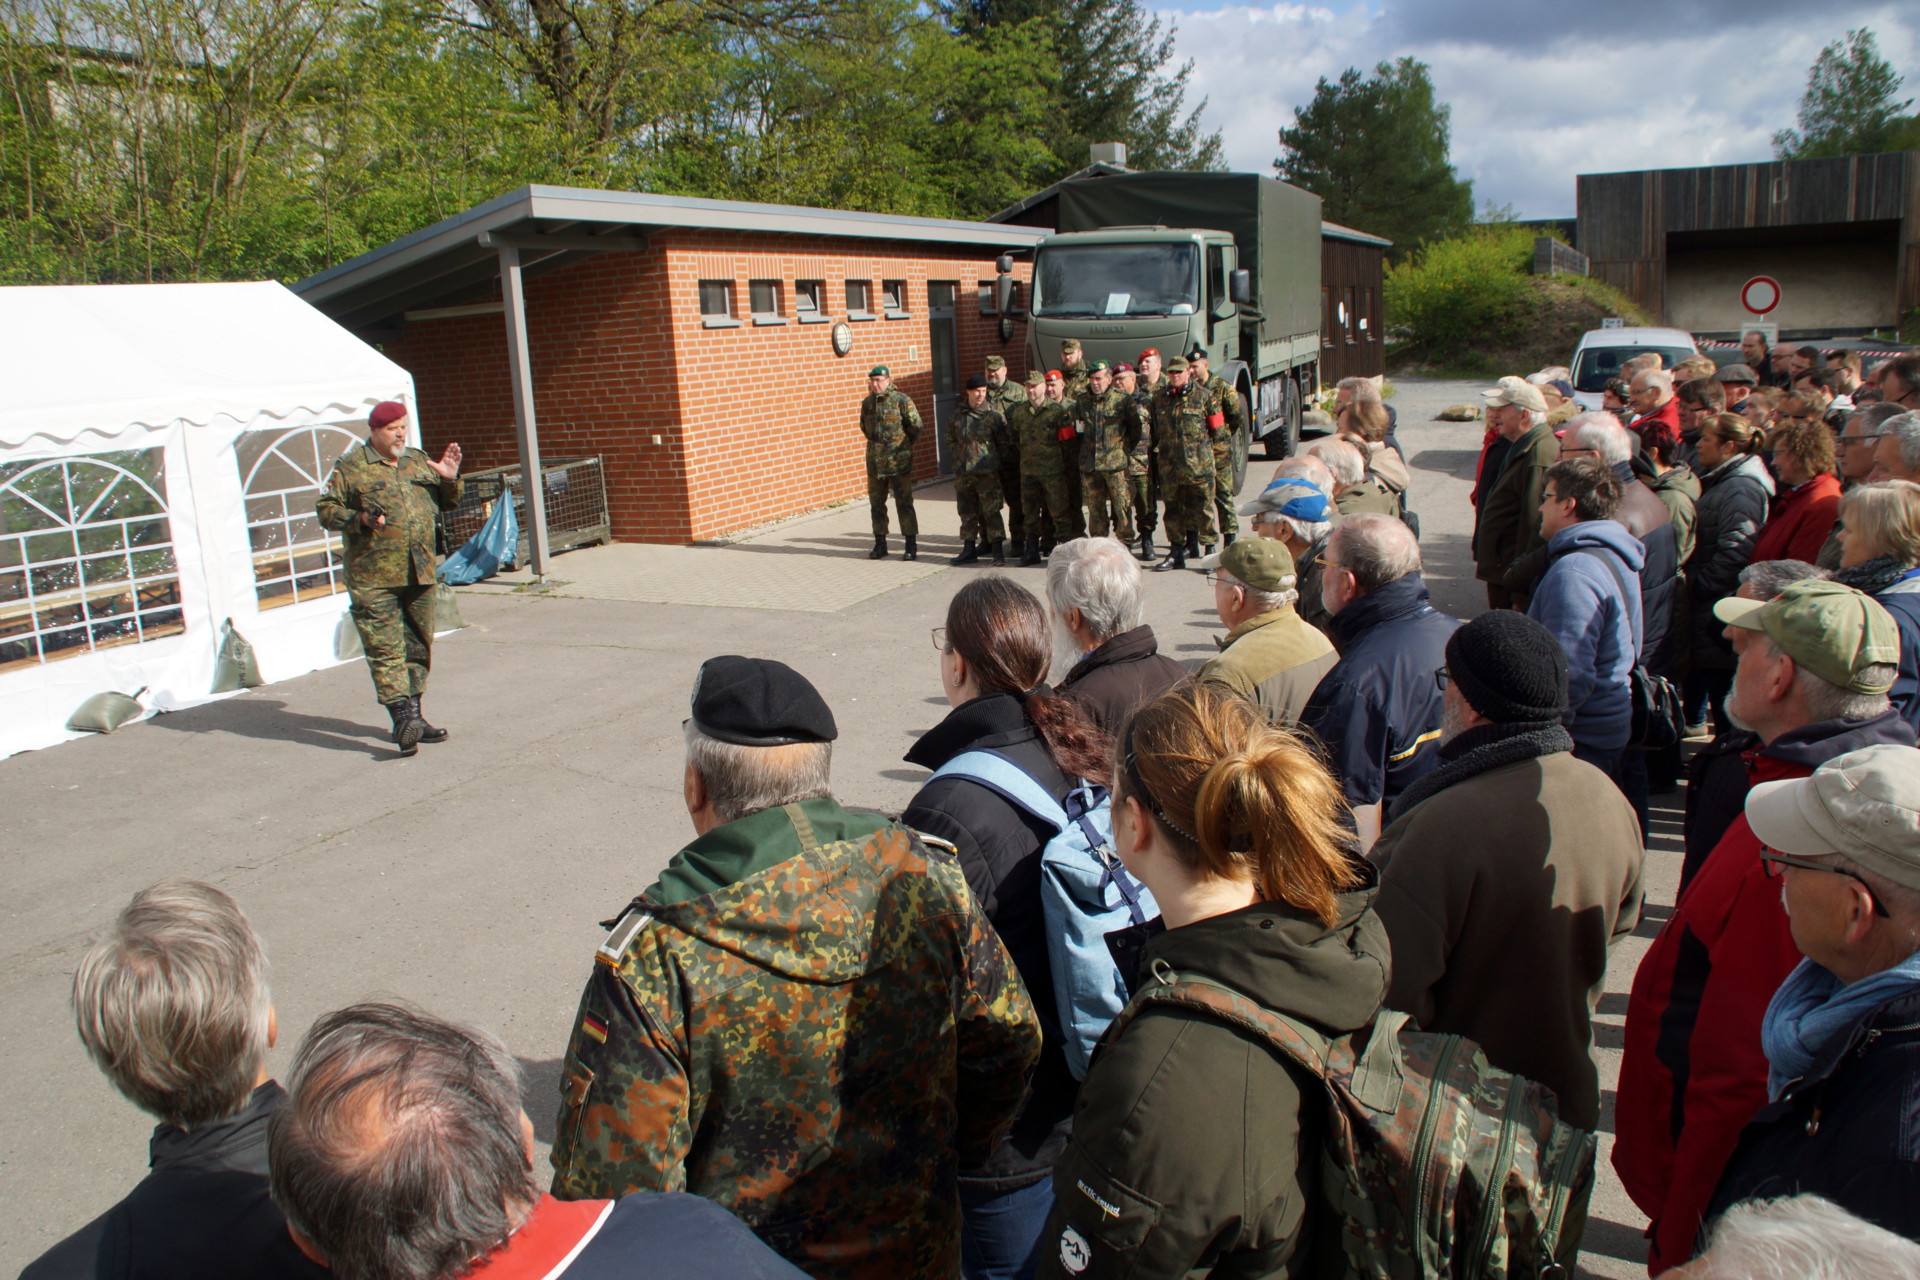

{"left": 1190, "top": 538, "right": 1336, "bottom": 728}
{"left": 1705, "top": 743, "right": 1920, "bottom": 1243}
{"left": 1615, "top": 581, "right": 1913, "bottom": 1275}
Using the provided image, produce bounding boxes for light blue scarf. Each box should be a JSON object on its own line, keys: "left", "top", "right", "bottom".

{"left": 1761, "top": 952, "right": 1920, "bottom": 1100}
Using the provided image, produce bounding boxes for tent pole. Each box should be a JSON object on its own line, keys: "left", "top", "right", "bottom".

{"left": 497, "top": 244, "right": 551, "bottom": 579}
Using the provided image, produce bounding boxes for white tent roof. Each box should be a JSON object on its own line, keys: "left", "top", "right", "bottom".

{"left": 0, "top": 281, "right": 413, "bottom": 448}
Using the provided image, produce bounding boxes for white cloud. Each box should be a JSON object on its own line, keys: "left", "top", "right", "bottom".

{"left": 1166, "top": 2, "right": 1920, "bottom": 219}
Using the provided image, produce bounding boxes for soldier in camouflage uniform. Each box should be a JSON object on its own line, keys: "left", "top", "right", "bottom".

{"left": 1135, "top": 349, "right": 1169, "bottom": 557}
{"left": 1189, "top": 348, "right": 1247, "bottom": 549}
{"left": 550, "top": 657, "right": 1039, "bottom": 1280}
{"left": 1058, "top": 338, "right": 1091, "bottom": 401}
{"left": 314, "top": 400, "right": 462, "bottom": 755}
{"left": 1045, "top": 368, "right": 1084, "bottom": 526}
{"left": 945, "top": 377, "right": 1009, "bottom": 565}
{"left": 1115, "top": 362, "right": 1157, "bottom": 560}
{"left": 1075, "top": 362, "right": 1137, "bottom": 542}
{"left": 1150, "top": 357, "right": 1220, "bottom": 572}
{"left": 1008, "top": 372, "right": 1078, "bottom": 566}
{"left": 984, "top": 356, "right": 1027, "bottom": 545}
{"left": 859, "top": 365, "right": 921, "bottom": 560}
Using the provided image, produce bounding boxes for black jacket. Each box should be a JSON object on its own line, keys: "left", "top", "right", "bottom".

{"left": 1706, "top": 982, "right": 1920, "bottom": 1245}
{"left": 1680, "top": 711, "right": 1917, "bottom": 893}
{"left": 21, "top": 1082, "right": 327, "bottom": 1280}
{"left": 1056, "top": 625, "right": 1188, "bottom": 737}
{"left": 1685, "top": 455, "right": 1773, "bottom": 672}
{"left": 902, "top": 692, "right": 1079, "bottom": 1190}
{"left": 1613, "top": 461, "right": 1684, "bottom": 680}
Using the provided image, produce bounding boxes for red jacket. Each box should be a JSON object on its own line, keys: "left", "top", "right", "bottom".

{"left": 1613, "top": 752, "right": 1803, "bottom": 1273}
{"left": 1628, "top": 399, "right": 1682, "bottom": 452}
{"left": 1747, "top": 473, "right": 1841, "bottom": 566}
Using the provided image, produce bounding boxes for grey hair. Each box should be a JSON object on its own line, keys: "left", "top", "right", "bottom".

{"left": 1046, "top": 536, "right": 1144, "bottom": 643}
{"left": 1739, "top": 560, "right": 1826, "bottom": 599}
{"left": 269, "top": 1002, "right": 536, "bottom": 1280}
{"left": 72, "top": 879, "right": 272, "bottom": 1129}
{"left": 1336, "top": 376, "right": 1381, "bottom": 401}
{"left": 1692, "top": 1195, "right": 1920, "bottom": 1280}
{"left": 1846, "top": 402, "right": 1906, "bottom": 436}
{"left": 1331, "top": 513, "right": 1421, "bottom": 593}
{"left": 1307, "top": 438, "right": 1366, "bottom": 487}
{"left": 684, "top": 721, "right": 832, "bottom": 823}
{"left": 1763, "top": 638, "right": 1896, "bottom": 722}
{"left": 1633, "top": 368, "right": 1675, "bottom": 394}
{"left": 1275, "top": 514, "right": 1333, "bottom": 546}
{"left": 1219, "top": 569, "right": 1297, "bottom": 614}
{"left": 1274, "top": 456, "right": 1336, "bottom": 494}
{"left": 1566, "top": 412, "right": 1634, "bottom": 465}
{"left": 1885, "top": 411, "right": 1920, "bottom": 472}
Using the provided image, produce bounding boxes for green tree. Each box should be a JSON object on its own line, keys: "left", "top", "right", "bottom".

{"left": 1774, "top": 28, "right": 1914, "bottom": 159}
{"left": 1275, "top": 57, "right": 1473, "bottom": 256}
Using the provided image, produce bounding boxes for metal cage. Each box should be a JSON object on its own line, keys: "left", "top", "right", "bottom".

{"left": 443, "top": 456, "right": 611, "bottom": 567}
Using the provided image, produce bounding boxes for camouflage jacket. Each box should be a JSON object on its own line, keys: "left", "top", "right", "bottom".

{"left": 1074, "top": 387, "right": 1137, "bottom": 473}
{"left": 987, "top": 380, "right": 1027, "bottom": 425}
{"left": 1122, "top": 393, "right": 1154, "bottom": 476}
{"left": 1061, "top": 367, "right": 1091, "bottom": 402}
{"left": 1008, "top": 400, "right": 1071, "bottom": 476}
{"left": 1204, "top": 374, "right": 1249, "bottom": 435}
{"left": 550, "top": 797, "right": 1040, "bottom": 1280}
{"left": 945, "top": 405, "right": 1010, "bottom": 476}
{"left": 314, "top": 443, "right": 461, "bottom": 589}
{"left": 1152, "top": 382, "right": 1220, "bottom": 484}
{"left": 860, "top": 390, "right": 922, "bottom": 478}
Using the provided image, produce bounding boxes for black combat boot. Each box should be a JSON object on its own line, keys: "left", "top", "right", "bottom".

{"left": 1152, "top": 541, "right": 1188, "bottom": 573}
{"left": 1203, "top": 542, "right": 1216, "bottom": 556}
{"left": 385, "top": 699, "right": 422, "bottom": 757}
{"left": 1138, "top": 531, "right": 1155, "bottom": 561}
{"left": 868, "top": 536, "right": 887, "bottom": 560}
{"left": 1188, "top": 534, "right": 1202, "bottom": 559}
{"left": 950, "top": 540, "right": 979, "bottom": 566}
{"left": 1040, "top": 537, "right": 1055, "bottom": 556}
{"left": 989, "top": 539, "right": 1005, "bottom": 566}
{"left": 1223, "top": 532, "right": 1236, "bottom": 548}
{"left": 903, "top": 535, "right": 918, "bottom": 561}
{"left": 412, "top": 696, "right": 448, "bottom": 743}
{"left": 1019, "top": 538, "right": 1042, "bottom": 567}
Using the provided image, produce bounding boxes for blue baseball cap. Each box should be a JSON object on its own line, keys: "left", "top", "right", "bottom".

{"left": 1239, "top": 478, "right": 1330, "bottom": 521}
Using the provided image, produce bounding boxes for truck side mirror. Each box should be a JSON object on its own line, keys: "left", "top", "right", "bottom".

{"left": 1228, "top": 269, "right": 1252, "bottom": 306}
{"left": 996, "top": 254, "right": 1013, "bottom": 275}
{"left": 995, "top": 274, "right": 1014, "bottom": 317}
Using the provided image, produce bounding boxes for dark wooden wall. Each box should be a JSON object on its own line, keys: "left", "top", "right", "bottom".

{"left": 1320, "top": 236, "right": 1386, "bottom": 381}
{"left": 1576, "top": 151, "right": 1920, "bottom": 325}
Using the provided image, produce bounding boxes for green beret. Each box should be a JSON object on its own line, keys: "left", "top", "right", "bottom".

{"left": 1088, "top": 360, "right": 1110, "bottom": 373}
{"left": 869, "top": 365, "right": 890, "bottom": 378}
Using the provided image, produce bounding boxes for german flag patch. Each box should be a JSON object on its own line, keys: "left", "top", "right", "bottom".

{"left": 580, "top": 1013, "right": 608, "bottom": 1045}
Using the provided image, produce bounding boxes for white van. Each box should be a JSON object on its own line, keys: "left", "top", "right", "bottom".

{"left": 1569, "top": 327, "right": 1700, "bottom": 411}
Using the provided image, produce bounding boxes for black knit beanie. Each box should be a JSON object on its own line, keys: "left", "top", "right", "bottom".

{"left": 1445, "top": 610, "right": 1568, "bottom": 724}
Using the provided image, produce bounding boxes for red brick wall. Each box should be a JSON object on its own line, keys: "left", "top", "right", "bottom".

{"left": 385, "top": 231, "right": 1032, "bottom": 544}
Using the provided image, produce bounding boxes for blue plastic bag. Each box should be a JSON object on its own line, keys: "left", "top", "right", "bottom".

{"left": 439, "top": 494, "right": 518, "bottom": 584}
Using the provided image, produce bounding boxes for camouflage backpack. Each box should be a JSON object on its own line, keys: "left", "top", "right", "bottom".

{"left": 1115, "top": 965, "right": 1594, "bottom": 1280}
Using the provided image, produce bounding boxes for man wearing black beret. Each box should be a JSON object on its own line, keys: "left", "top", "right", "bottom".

{"left": 550, "top": 656, "right": 1040, "bottom": 1280}
{"left": 1367, "top": 609, "right": 1645, "bottom": 1148}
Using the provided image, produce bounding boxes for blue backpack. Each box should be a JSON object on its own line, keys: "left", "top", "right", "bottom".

{"left": 929, "top": 749, "right": 1158, "bottom": 1078}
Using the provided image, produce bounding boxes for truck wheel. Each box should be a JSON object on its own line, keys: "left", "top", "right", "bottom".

{"left": 1262, "top": 376, "right": 1300, "bottom": 459}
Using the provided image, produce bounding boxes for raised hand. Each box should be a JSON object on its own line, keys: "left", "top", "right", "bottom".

{"left": 430, "top": 443, "right": 463, "bottom": 479}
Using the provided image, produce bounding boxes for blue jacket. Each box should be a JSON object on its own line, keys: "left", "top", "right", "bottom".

{"left": 1301, "top": 574, "right": 1460, "bottom": 810}
{"left": 1706, "top": 982, "right": 1920, "bottom": 1247}
{"left": 1876, "top": 577, "right": 1920, "bottom": 733}
{"left": 1529, "top": 521, "right": 1646, "bottom": 753}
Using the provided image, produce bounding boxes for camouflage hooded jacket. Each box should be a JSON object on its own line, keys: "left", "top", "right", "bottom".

{"left": 314, "top": 443, "right": 462, "bottom": 588}
{"left": 550, "top": 797, "right": 1041, "bottom": 1280}
{"left": 859, "top": 390, "right": 922, "bottom": 478}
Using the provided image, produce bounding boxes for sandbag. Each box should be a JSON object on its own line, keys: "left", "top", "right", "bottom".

{"left": 1437, "top": 404, "right": 1483, "bottom": 421}
{"left": 68, "top": 686, "right": 147, "bottom": 734}
{"left": 211, "top": 618, "right": 264, "bottom": 692}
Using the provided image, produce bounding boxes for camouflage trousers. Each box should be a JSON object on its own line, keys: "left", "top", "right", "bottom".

{"left": 1158, "top": 477, "right": 1213, "bottom": 546}
{"left": 954, "top": 473, "right": 1006, "bottom": 544}
{"left": 867, "top": 474, "right": 918, "bottom": 538}
{"left": 1021, "top": 471, "right": 1081, "bottom": 547}
{"left": 1130, "top": 471, "right": 1156, "bottom": 535}
{"left": 998, "top": 466, "right": 1026, "bottom": 543}
{"left": 1083, "top": 470, "right": 1135, "bottom": 542}
{"left": 1210, "top": 430, "right": 1239, "bottom": 542}
{"left": 349, "top": 584, "right": 435, "bottom": 705}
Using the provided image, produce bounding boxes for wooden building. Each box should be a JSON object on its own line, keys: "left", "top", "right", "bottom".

{"left": 1577, "top": 151, "right": 1920, "bottom": 336}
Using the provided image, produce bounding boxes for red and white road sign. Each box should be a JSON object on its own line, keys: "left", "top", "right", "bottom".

{"left": 1742, "top": 276, "right": 1781, "bottom": 315}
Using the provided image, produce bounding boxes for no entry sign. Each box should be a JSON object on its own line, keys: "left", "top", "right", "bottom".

{"left": 1742, "top": 276, "right": 1781, "bottom": 315}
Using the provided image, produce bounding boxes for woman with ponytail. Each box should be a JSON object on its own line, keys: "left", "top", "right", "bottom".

{"left": 1686, "top": 412, "right": 1777, "bottom": 731}
{"left": 903, "top": 575, "right": 1115, "bottom": 1280}
{"left": 1036, "top": 682, "right": 1389, "bottom": 1280}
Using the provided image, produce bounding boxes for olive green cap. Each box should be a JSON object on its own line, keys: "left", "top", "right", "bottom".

{"left": 985, "top": 355, "right": 1006, "bottom": 371}
{"left": 1061, "top": 339, "right": 1082, "bottom": 353}
{"left": 1192, "top": 538, "right": 1297, "bottom": 592}
{"left": 1165, "top": 356, "right": 1189, "bottom": 374}
{"left": 1023, "top": 370, "right": 1045, "bottom": 388}
{"left": 868, "top": 365, "right": 890, "bottom": 378}
{"left": 1712, "top": 579, "right": 1901, "bottom": 694}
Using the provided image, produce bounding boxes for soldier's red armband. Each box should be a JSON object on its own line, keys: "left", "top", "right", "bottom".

{"left": 1207, "top": 412, "right": 1226, "bottom": 430}
{"left": 1057, "top": 426, "right": 1075, "bottom": 442}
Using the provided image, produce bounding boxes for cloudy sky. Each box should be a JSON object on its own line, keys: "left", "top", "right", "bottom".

{"left": 1164, "top": 1, "right": 1920, "bottom": 218}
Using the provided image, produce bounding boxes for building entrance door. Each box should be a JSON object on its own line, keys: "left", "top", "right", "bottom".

{"left": 929, "top": 281, "right": 959, "bottom": 474}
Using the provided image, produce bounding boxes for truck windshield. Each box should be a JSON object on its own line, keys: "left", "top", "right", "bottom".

{"left": 1573, "top": 346, "right": 1697, "bottom": 392}
{"left": 1032, "top": 243, "right": 1199, "bottom": 318}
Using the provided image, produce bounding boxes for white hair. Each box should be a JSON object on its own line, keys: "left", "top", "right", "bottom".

{"left": 1273, "top": 456, "right": 1336, "bottom": 494}
{"left": 1566, "top": 413, "right": 1634, "bottom": 465}
{"left": 1885, "top": 411, "right": 1920, "bottom": 473}
{"left": 1633, "top": 368, "right": 1675, "bottom": 394}
{"left": 1331, "top": 513, "right": 1421, "bottom": 592}
{"left": 1046, "top": 537, "right": 1144, "bottom": 643}
{"left": 1526, "top": 366, "right": 1570, "bottom": 385}
{"left": 1219, "top": 569, "right": 1296, "bottom": 614}
{"left": 1691, "top": 1195, "right": 1920, "bottom": 1280}
{"left": 684, "top": 722, "right": 832, "bottom": 823}
{"left": 1307, "top": 438, "right": 1366, "bottom": 487}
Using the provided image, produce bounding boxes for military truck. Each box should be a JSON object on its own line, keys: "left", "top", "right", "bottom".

{"left": 994, "top": 172, "right": 1324, "bottom": 492}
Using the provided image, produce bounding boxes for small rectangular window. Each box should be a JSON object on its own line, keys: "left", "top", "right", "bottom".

{"left": 797, "top": 279, "right": 827, "bottom": 322}
{"left": 883, "top": 279, "right": 909, "bottom": 317}
{"left": 977, "top": 283, "right": 997, "bottom": 315}
{"left": 749, "top": 279, "right": 784, "bottom": 326}
{"left": 699, "top": 279, "right": 738, "bottom": 328}
{"left": 928, "top": 281, "right": 957, "bottom": 311}
{"left": 846, "top": 279, "right": 873, "bottom": 320}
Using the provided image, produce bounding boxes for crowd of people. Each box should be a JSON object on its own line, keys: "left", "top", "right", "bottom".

{"left": 22, "top": 346, "right": 1920, "bottom": 1280}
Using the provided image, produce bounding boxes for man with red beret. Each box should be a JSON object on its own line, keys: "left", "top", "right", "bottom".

{"left": 315, "top": 401, "right": 463, "bottom": 755}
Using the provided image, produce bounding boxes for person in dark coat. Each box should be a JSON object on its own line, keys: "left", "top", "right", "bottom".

{"left": 1704, "top": 745, "right": 1920, "bottom": 1246}
{"left": 1045, "top": 537, "right": 1186, "bottom": 737}
{"left": 1685, "top": 413, "right": 1775, "bottom": 732}
{"left": 21, "top": 881, "right": 326, "bottom": 1280}
{"left": 905, "top": 575, "right": 1117, "bottom": 1280}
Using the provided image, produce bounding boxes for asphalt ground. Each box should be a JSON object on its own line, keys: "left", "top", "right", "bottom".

{"left": 0, "top": 376, "right": 1662, "bottom": 1278}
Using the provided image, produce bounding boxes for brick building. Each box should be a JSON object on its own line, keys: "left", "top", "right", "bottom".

{"left": 295, "top": 186, "right": 1045, "bottom": 555}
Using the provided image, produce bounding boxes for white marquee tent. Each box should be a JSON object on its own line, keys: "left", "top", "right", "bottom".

{"left": 0, "top": 282, "right": 417, "bottom": 757}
